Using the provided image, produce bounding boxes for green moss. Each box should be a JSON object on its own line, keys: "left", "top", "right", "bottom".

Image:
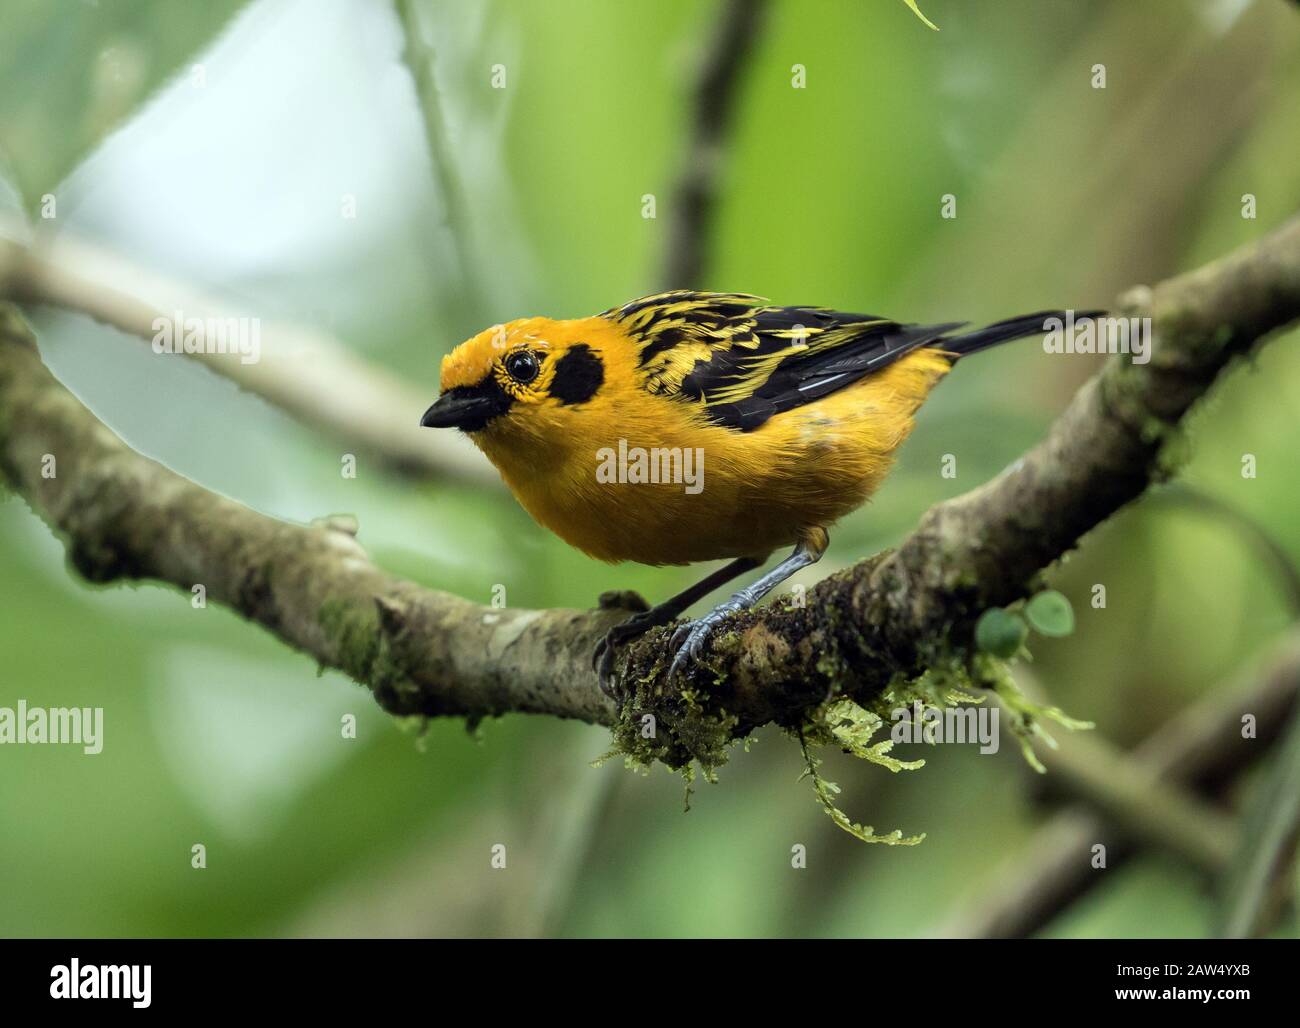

{"left": 595, "top": 588, "right": 1089, "bottom": 846}
{"left": 317, "top": 597, "right": 417, "bottom": 705}
{"left": 797, "top": 724, "right": 926, "bottom": 845}
{"left": 318, "top": 598, "right": 380, "bottom": 681}
{"left": 814, "top": 649, "right": 850, "bottom": 686}
{"left": 392, "top": 713, "right": 434, "bottom": 751}
{"left": 794, "top": 639, "right": 1089, "bottom": 844}
{"left": 981, "top": 655, "right": 1094, "bottom": 773}
{"left": 591, "top": 650, "right": 743, "bottom": 796}
{"left": 1155, "top": 422, "right": 1192, "bottom": 480}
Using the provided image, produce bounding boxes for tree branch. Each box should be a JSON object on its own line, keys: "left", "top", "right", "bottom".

{"left": 1148, "top": 484, "right": 1300, "bottom": 616}
{"left": 1024, "top": 709, "right": 1239, "bottom": 875}
{"left": 0, "top": 229, "right": 498, "bottom": 487}
{"left": 0, "top": 299, "right": 611, "bottom": 723}
{"left": 660, "top": 0, "right": 768, "bottom": 289}
{"left": 1218, "top": 680, "right": 1300, "bottom": 937}
{"left": 936, "top": 630, "right": 1300, "bottom": 938}
{"left": 2, "top": 217, "right": 1299, "bottom": 768}
{"left": 393, "top": 0, "right": 490, "bottom": 320}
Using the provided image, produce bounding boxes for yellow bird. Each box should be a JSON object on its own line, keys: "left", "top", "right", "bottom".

{"left": 421, "top": 291, "right": 1081, "bottom": 695}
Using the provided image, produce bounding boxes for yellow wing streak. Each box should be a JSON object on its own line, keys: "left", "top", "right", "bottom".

{"left": 699, "top": 321, "right": 891, "bottom": 406}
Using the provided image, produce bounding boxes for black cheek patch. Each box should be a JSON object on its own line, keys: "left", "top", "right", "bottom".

{"left": 548, "top": 344, "right": 605, "bottom": 405}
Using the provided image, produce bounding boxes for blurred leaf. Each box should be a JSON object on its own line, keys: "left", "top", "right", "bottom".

{"left": 976, "top": 607, "right": 1027, "bottom": 657}
{"left": 1025, "top": 590, "right": 1076, "bottom": 638}
{"left": 0, "top": 0, "right": 247, "bottom": 207}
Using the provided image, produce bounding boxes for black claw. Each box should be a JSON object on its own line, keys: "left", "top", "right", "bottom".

{"left": 595, "top": 606, "right": 701, "bottom": 700}
{"left": 594, "top": 618, "right": 647, "bottom": 703}
{"left": 596, "top": 650, "right": 620, "bottom": 701}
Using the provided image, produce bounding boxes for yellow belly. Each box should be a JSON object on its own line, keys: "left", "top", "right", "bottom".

{"left": 478, "top": 350, "right": 950, "bottom": 566}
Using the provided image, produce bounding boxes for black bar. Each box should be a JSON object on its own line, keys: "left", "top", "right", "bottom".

{"left": 0, "top": 938, "right": 1289, "bottom": 1014}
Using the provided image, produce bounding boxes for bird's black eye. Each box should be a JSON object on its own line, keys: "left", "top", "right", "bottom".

{"left": 504, "top": 350, "right": 540, "bottom": 384}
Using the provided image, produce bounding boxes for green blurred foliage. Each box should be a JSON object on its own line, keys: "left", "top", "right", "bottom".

{"left": 0, "top": 0, "right": 248, "bottom": 210}
{"left": 1, "top": 0, "right": 1299, "bottom": 938}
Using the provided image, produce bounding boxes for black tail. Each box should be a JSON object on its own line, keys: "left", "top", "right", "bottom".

{"left": 942, "top": 309, "right": 1106, "bottom": 358}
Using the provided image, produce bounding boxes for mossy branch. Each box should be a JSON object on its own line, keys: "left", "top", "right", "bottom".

{"left": 1, "top": 217, "right": 1299, "bottom": 768}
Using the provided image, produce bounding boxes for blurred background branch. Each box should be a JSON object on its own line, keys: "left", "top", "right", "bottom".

{"left": 0, "top": 227, "right": 499, "bottom": 487}
{"left": 939, "top": 630, "right": 1300, "bottom": 938}
{"left": 1148, "top": 483, "right": 1300, "bottom": 615}
{"left": 394, "top": 0, "right": 490, "bottom": 322}
{"left": 1023, "top": 706, "right": 1238, "bottom": 875}
{"left": 660, "top": 0, "right": 768, "bottom": 289}
{"left": 0, "top": 300, "right": 613, "bottom": 724}
{"left": 1218, "top": 685, "right": 1300, "bottom": 937}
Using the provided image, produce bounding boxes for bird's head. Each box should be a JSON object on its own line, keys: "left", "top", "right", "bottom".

{"left": 420, "top": 316, "right": 611, "bottom": 443}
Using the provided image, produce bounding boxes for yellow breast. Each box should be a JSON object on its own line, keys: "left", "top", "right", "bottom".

{"left": 473, "top": 347, "right": 951, "bottom": 566}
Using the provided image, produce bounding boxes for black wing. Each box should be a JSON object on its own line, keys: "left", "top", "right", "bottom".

{"left": 602, "top": 291, "right": 962, "bottom": 432}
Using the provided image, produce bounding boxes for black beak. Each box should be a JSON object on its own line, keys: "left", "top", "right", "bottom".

{"left": 419, "top": 383, "right": 512, "bottom": 432}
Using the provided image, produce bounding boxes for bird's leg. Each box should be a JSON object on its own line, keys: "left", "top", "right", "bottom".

{"left": 594, "top": 556, "right": 764, "bottom": 700}
{"left": 668, "top": 527, "right": 828, "bottom": 680}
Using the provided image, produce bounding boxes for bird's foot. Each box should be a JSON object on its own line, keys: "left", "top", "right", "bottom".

{"left": 593, "top": 607, "right": 666, "bottom": 702}
{"left": 667, "top": 599, "right": 746, "bottom": 680}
